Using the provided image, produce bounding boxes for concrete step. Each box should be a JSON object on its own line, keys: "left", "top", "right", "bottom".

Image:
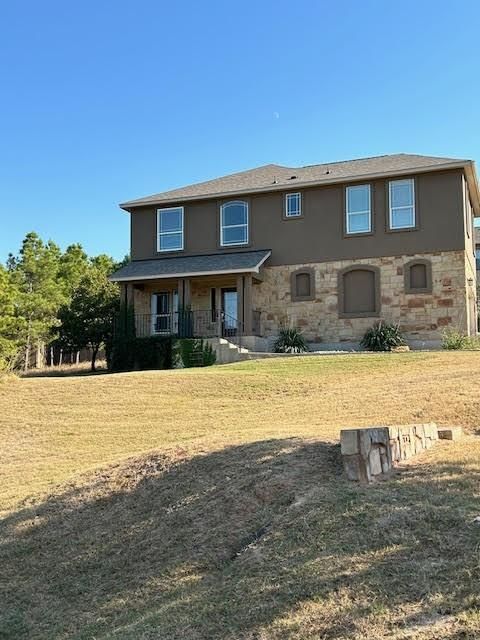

{"left": 206, "top": 338, "right": 251, "bottom": 364}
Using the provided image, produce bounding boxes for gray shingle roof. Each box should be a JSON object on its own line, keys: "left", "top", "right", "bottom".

{"left": 109, "top": 250, "right": 272, "bottom": 282}
{"left": 120, "top": 153, "right": 470, "bottom": 209}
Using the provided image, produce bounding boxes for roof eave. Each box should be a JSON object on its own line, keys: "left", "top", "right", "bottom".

{"left": 464, "top": 160, "right": 480, "bottom": 216}
{"left": 119, "top": 161, "right": 471, "bottom": 211}
{"left": 109, "top": 251, "right": 272, "bottom": 283}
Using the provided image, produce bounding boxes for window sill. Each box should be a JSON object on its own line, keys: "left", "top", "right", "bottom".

{"left": 386, "top": 226, "right": 418, "bottom": 234}
{"left": 338, "top": 311, "right": 380, "bottom": 319}
{"left": 344, "top": 230, "right": 374, "bottom": 238}
{"left": 283, "top": 214, "right": 304, "bottom": 221}
{"left": 291, "top": 295, "right": 316, "bottom": 302}
{"left": 405, "top": 289, "right": 432, "bottom": 295}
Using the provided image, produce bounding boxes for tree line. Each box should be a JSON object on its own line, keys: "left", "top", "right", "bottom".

{"left": 0, "top": 232, "right": 126, "bottom": 372}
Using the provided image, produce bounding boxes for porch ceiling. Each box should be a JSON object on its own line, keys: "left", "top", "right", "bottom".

{"left": 109, "top": 250, "right": 271, "bottom": 282}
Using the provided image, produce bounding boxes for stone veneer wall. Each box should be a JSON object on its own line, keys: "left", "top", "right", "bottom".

{"left": 252, "top": 250, "right": 470, "bottom": 343}
{"left": 464, "top": 251, "right": 477, "bottom": 336}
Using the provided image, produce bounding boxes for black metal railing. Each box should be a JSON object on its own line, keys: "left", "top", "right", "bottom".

{"left": 132, "top": 310, "right": 244, "bottom": 340}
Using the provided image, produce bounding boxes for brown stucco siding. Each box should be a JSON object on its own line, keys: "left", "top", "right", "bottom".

{"left": 462, "top": 175, "right": 477, "bottom": 273}
{"left": 252, "top": 250, "right": 470, "bottom": 342}
{"left": 130, "top": 169, "right": 466, "bottom": 265}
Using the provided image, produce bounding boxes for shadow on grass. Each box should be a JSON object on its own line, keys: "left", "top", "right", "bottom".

{"left": 1, "top": 439, "right": 479, "bottom": 640}
{"left": 21, "top": 364, "right": 109, "bottom": 379}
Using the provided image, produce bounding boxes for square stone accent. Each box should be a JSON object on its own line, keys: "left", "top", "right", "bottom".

{"left": 438, "top": 426, "right": 463, "bottom": 441}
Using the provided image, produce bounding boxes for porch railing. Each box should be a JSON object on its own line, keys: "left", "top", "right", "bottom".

{"left": 132, "top": 310, "right": 245, "bottom": 341}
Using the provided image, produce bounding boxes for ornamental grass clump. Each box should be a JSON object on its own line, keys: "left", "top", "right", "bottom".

{"left": 442, "top": 329, "right": 480, "bottom": 350}
{"left": 361, "top": 321, "right": 406, "bottom": 352}
{"left": 273, "top": 327, "right": 308, "bottom": 353}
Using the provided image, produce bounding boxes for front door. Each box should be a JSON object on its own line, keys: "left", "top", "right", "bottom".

{"left": 222, "top": 288, "right": 238, "bottom": 336}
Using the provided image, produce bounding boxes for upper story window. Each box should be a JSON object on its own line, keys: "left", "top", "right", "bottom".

{"left": 346, "top": 184, "right": 371, "bottom": 234}
{"left": 389, "top": 178, "right": 415, "bottom": 230}
{"left": 285, "top": 192, "right": 302, "bottom": 218}
{"left": 157, "top": 207, "right": 184, "bottom": 252}
{"left": 220, "top": 201, "right": 248, "bottom": 246}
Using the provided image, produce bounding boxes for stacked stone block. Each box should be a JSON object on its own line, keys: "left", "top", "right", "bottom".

{"left": 340, "top": 423, "right": 439, "bottom": 482}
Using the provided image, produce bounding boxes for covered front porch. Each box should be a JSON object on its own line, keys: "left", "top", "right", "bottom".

{"left": 110, "top": 250, "right": 271, "bottom": 343}
{"left": 126, "top": 274, "right": 261, "bottom": 340}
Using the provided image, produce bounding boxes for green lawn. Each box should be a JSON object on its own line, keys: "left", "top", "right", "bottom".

{"left": 1, "top": 352, "right": 480, "bottom": 639}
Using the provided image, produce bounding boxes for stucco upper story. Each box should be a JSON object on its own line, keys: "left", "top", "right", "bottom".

{"left": 119, "top": 154, "right": 480, "bottom": 269}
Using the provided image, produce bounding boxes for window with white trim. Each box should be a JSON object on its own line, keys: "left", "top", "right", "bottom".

{"left": 389, "top": 179, "right": 415, "bottom": 230}
{"left": 285, "top": 192, "right": 301, "bottom": 217}
{"left": 346, "top": 184, "right": 371, "bottom": 234}
{"left": 157, "top": 207, "right": 184, "bottom": 252}
{"left": 220, "top": 201, "right": 248, "bottom": 246}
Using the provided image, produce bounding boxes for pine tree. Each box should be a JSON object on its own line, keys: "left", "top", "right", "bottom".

{"left": 0, "top": 265, "right": 23, "bottom": 370}
{"left": 58, "top": 244, "right": 90, "bottom": 297}
{"left": 57, "top": 267, "right": 119, "bottom": 371}
{"left": 9, "top": 232, "right": 65, "bottom": 369}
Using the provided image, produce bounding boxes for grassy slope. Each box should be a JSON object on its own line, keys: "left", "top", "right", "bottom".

{"left": 1, "top": 352, "right": 480, "bottom": 639}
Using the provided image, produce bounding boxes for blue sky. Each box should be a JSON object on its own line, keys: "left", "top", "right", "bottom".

{"left": 1, "top": 0, "right": 479, "bottom": 261}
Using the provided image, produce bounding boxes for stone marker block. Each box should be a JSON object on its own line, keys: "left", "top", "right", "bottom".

{"left": 340, "top": 430, "right": 359, "bottom": 455}
{"left": 341, "top": 423, "right": 439, "bottom": 482}
{"left": 438, "top": 426, "right": 463, "bottom": 441}
{"left": 343, "top": 454, "right": 367, "bottom": 482}
{"left": 369, "top": 448, "right": 383, "bottom": 476}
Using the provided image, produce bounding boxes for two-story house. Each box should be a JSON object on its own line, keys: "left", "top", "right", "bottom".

{"left": 110, "top": 153, "right": 480, "bottom": 350}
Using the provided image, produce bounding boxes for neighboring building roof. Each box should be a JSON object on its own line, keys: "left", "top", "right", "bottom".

{"left": 109, "top": 250, "right": 272, "bottom": 282}
{"left": 120, "top": 153, "right": 478, "bottom": 210}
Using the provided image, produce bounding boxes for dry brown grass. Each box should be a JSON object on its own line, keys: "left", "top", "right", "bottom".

{"left": 1, "top": 351, "right": 480, "bottom": 638}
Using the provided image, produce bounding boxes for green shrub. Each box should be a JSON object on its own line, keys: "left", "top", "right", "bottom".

{"left": 109, "top": 336, "right": 175, "bottom": 371}
{"left": 179, "top": 338, "right": 216, "bottom": 367}
{"left": 361, "top": 321, "right": 406, "bottom": 351}
{"left": 177, "top": 308, "right": 194, "bottom": 338}
{"left": 273, "top": 328, "right": 308, "bottom": 353}
{"left": 442, "top": 329, "right": 480, "bottom": 350}
{"left": 134, "top": 336, "right": 176, "bottom": 370}
{"left": 442, "top": 329, "right": 470, "bottom": 350}
{"left": 0, "top": 337, "right": 20, "bottom": 372}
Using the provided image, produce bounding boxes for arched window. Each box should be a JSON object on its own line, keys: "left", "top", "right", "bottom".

{"left": 404, "top": 259, "right": 432, "bottom": 294}
{"left": 291, "top": 268, "right": 315, "bottom": 301}
{"left": 338, "top": 265, "right": 380, "bottom": 318}
{"left": 220, "top": 201, "right": 248, "bottom": 246}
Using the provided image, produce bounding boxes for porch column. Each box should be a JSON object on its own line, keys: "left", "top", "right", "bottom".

{"left": 236, "top": 274, "right": 244, "bottom": 335}
{"left": 126, "top": 283, "right": 134, "bottom": 308}
{"left": 243, "top": 274, "right": 253, "bottom": 335}
{"left": 177, "top": 278, "right": 185, "bottom": 308}
{"left": 184, "top": 278, "right": 191, "bottom": 308}
{"left": 215, "top": 287, "right": 222, "bottom": 337}
{"left": 119, "top": 283, "right": 128, "bottom": 307}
